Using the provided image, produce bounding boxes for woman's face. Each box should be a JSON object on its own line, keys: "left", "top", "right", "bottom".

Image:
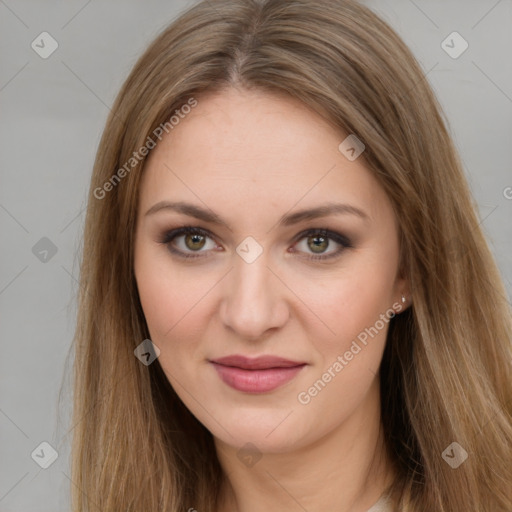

{"left": 134, "top": 87, "right": 407, "bottom": 453}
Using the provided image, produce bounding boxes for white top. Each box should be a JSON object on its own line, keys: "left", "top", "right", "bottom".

{"left": 367, "top": 495, "right": 392, "bottom": 512}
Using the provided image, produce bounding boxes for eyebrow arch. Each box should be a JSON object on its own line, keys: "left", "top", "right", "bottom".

{"left": 144, "top": 201, "right": 369, "bottom": 226}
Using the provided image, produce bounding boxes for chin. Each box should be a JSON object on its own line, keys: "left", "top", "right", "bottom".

{"left": 208, "top": 406, "right": 313, "bottom": 454}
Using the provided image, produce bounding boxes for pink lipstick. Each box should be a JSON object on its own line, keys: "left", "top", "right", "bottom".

{"left": 209, "top": 355, "right": 306, "bottom": 393}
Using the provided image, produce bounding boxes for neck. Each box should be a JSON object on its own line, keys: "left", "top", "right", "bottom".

{"left": 214, "top": 379, "right": 395, "bottom": 512}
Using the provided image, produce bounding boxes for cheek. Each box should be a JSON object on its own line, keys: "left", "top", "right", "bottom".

{"left": 291, "top": 257, "right": 398, "bottom": 419}
{"left": 135, "top": 243, "right": 201, "bottom": 337}
{"left": 135, "top": 261, "right": 206, "bottom": 393}
{"left": 292, "top": 272, "right": 394, "bottom": 429}
{"left": 299, "top": 260, "right": 397, "bottom": 352}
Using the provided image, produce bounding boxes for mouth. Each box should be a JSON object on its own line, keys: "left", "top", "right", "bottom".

{"left": 209, "top": 355, "right": 307, "bottom": 393}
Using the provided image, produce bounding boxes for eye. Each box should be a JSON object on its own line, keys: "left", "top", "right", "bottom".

{"left": 159, "top": 226, "right": 352, "bottom": 261}
{"left": 291, "top": 228, "right": 352, "bottom": 260}
{"left": 159, "top": 226, "right": 219, "bottom": 259}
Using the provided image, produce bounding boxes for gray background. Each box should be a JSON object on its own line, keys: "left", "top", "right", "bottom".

{"left": 1, "top": 0, "right": 511, "bottom": 510}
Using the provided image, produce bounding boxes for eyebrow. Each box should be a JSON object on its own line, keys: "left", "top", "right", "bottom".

{"left": 145, "top": 200, "right": 369, "bottom": 227}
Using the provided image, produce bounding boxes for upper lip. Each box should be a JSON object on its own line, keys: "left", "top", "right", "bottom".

{"left": 210, "top": 355, "right": 306, "bottom": 370}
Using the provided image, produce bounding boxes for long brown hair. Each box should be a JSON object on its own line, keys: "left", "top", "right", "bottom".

{"left": 69, "top": 0, "right": 512, "bottom": 510}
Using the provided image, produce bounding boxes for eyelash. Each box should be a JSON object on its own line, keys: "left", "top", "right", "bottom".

{"left": 158, "top": 225, "right": 353, "bottom": 262}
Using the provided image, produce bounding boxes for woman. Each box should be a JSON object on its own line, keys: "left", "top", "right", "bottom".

{"left": 71, "top": 0, "right": 512, "bottom": 510}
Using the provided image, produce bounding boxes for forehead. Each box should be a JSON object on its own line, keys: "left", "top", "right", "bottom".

{"left": 138, "top": 87, "right": 391, "bottom": 225}
{"left": 152, "top": 87, "right": 344, "bottom": 168}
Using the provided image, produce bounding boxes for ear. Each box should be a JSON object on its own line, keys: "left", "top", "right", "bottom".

{"left": 391, "top": 230, "right": 411, "bottom": 314}
{"left": 392, "top": 275, "right": 411, "bottom": 315}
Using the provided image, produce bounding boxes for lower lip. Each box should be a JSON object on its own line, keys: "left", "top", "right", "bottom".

{"left": 211, "top": 363, "right": 306, "bottom": 393}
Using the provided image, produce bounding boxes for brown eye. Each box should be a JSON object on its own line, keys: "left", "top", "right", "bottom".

{"left": 293, "top": 228, "right": 352, "bottom": 261}
{"left": 160, "top": 226, "right": 352, "bottom": 262}
{"left": 160, "top": 226, "right": 218, "bottom": 259}
{"left": 307, "top": 235, "right": 329, "bottom": 254}
{"left": 184, "top": 232, "right": 207, "bottom": 251}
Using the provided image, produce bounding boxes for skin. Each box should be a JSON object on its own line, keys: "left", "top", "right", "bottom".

{"left": 134, "top": 86, "right": 409, "bottom": 512}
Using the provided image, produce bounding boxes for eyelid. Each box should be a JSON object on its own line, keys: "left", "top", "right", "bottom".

{"left": 159, "top": 226, "right": 220, "bottom": 260}
{"left": 158, "top": 225, "right": 352, "bottom": 261}
{"left": 291, "top": 228, "right": 352, "bottom": 261}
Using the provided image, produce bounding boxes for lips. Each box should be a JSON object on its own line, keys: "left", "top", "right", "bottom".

{"left": 211, "top": 354, "right": 306, "bottom": 370}
{"left": 209, "top": 355, "right": 307, "bottom": 393}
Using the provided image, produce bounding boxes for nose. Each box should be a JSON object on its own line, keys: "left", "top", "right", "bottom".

{"left": 219, "top": 248, "right": 289, "bottom": 341}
